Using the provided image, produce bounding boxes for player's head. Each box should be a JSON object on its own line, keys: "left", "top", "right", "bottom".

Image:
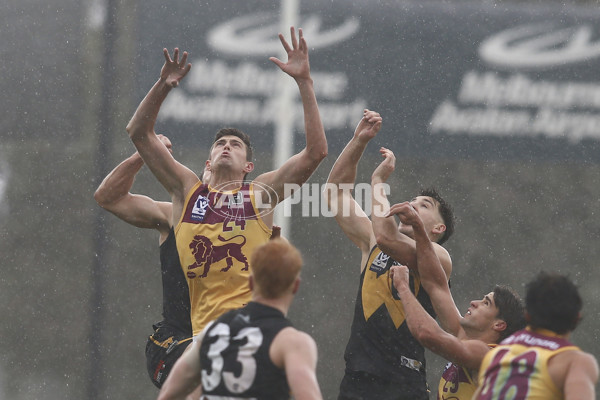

{"left": 207, "top": 128, "right": 254, "bottom": 180}
{"left": 401, "top": 188, "right": 455, "bottom": 245}
{"left": 250, "top": 238, "right": 303, "bottom": 299}
{"left": 525, "top": 271, "right": 582, "bottom": 334}
{"left": 212, "top": 128, "right": 253, "bottom": 161}
{"left": 492, "top": 285, "right": 526, "bottom": 342}
{"left": 461, "top": 286, "right": 524, "bottom": 343}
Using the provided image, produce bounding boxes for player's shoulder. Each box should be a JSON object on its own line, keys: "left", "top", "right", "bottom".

{"left": 273, "top": 327, "right": 316, "bottom": 351}
{"left": 432, "top": 241, "right": 452, "bottom": 276}
{"left": 553, "top": 348, "right": 600, "bottom": 386}
{"left": 270, "top": 327, "right": 317, "bottom": 367}
{"left": 432, "top": 241, "right": 451, "bottom": 259}
{"left": 570, "top": 349, "right": 599, "bottom": 369}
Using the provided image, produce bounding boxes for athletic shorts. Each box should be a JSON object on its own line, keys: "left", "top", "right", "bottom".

{"left": 145, "top": 321, "right": 193, "bottom": 388}
{"left": 338, "top": 369, "right": 429, "bottom": 400}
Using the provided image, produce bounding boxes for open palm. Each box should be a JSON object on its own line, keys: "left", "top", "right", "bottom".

{"left": 160, "top": 48, "right": 191, "bottom": 88}
{"left": 269, "top": 27, "right": 310, "bottom": 81}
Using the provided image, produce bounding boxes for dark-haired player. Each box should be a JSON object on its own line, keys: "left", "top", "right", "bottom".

{"left": 126, "top": 26, "right": 327, "bottom": 339}
{"left": 324, "top": 112, "right": 455, "bottom": 400}
{"left": 474, "top": 271, "right": 598, "bottom": 399}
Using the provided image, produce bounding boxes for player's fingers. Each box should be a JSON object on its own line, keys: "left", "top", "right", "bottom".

{"left": 278, "top": 33, "right": 292, "bottom": 53}
{"left": 180, "top": 51, "right": 189, "bottom": 66}
{"left": 299, "top": 28, "right": 307, "bottom": 52}
{"left": 269, "top": 57, "right": 285, "bottom": 70}
{"left": 163, "top": 48, "right": 171, "bottom": 62}
{"left": 290, "top": 26, "right": 298, "bottom": 49}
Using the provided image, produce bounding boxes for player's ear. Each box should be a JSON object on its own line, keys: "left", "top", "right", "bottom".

{"left": 432, "top": 223, "right": 446, "bottom": 235}
{"left": 244, "top": 161, "right": 254, "bottom": 174}
{"left": 493, "top": 319, "right": 507, "bottom": 333}
{"left": 292, "top": 277, "right": 301, "bottom": 295}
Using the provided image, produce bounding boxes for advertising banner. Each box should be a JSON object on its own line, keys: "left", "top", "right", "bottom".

{"left": 137, "top": 0, "right": 600, "bottom": 162}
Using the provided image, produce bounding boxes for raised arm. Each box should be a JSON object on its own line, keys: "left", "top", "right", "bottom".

{"left": 390, "top": 265, "right": 489, "bottom": 370}
{"left": 390, "top": 203, "right": 460, "bottom": 335}
{"left": 322, "top": 109, "right": 382, "bottom": 256}
{"left": 271, "top": 328, "right": 323, "bottom": 400}
{"left": 370, "top": 147, "right": 424, "bottom": 270}
{"left": 255, "top": 27, "right": 327, "bottom": 202}
{"left": 94, "top": 135, "right": 173, "bottom": 242}
{"left": 371, "top": 172, "right": 452, "bottom": 278}
{"left": 369, "top": 146, "right": 413, "bottom": 258}
{"left": 126, "top": 48, "right": 198, "bottom": 224}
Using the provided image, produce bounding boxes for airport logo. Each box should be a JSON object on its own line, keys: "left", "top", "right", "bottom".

{"left": 207, "top": 12, "right": 360, "bottom": 56}
{"left": 479, "top": 23, "right": 600, "bottom": 69}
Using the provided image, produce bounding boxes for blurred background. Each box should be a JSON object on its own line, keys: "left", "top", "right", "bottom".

{"left": 2, "top": 0, "right": 600, "bottom": 398}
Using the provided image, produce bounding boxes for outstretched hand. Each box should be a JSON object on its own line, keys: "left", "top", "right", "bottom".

{"left": 160, "top": 48, "right": 192, "bottom": 88}
{"left": 354, "top": 109, "right": 382, "bottom": 143}
{"left": 387, "top": 202, "right": 422, "bottom": 228}
{"left": 269, "top": 27, "right": 310, "bottom": 81}
{"left": 372, "top": 147, "right": 395, "bottom": 183}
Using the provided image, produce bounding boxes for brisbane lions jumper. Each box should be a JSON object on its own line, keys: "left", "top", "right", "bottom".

{"left": 476, "top": 327, "right": 580, "bottom": 400}
{"left": 437, "top": 344, "right": 496, "bottom": 400}
{"left": 175, "top": 181, "right": 271, "bottom": 335}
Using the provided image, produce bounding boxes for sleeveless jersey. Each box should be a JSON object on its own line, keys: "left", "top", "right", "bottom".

{"left": 199, "top": 302, "right": 292, "bottom": 399}
{"left": 342, "top": 246, "right": 435, "bottom": 396}
{"left": 437, "top": 345, "right": 495, "bottom": 400}
{"left": 176, "top": 181, "right": 271, "bottom": 335}
{"left": 476, "top": 327, "right": 580, "bottom": 400}
{"left": 159, "top": 228, "right": 192, "bottom": 335}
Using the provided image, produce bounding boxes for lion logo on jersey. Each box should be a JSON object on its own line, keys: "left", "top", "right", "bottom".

{"left": 187, "top": 234, "right": 249, "bottom": 278}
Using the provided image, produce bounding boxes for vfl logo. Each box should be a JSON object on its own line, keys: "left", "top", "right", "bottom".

{"left": 191, "top": 194, "right": 210, "bottom": 222}
{"left": 479, "top": 23, "right": 600, "bottom": 69}
{"left": 207, "top": 12, "right": 360, "bottom": 56}
{"left": 187, "top": 235, "right": 249, "bottom": 278}
{"left": 369, "top": 252, "right": 400, "bottom": 278}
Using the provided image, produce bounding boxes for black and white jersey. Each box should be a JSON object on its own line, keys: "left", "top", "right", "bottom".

{"left": 199, "top": 302, "right": 292, "bottom": 399}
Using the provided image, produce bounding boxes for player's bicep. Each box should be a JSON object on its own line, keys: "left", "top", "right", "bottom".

{"left": 426, "top": 284, "right": 462, "bottom": 336}
{"left": 434, "top": 245, "right": 452, "bottom": 280}
{"left": 134, "top": 134, "right": 198, "bottom": 196}
{"left": 563, "top": 353, "right": 599, "bottom": 399}
{"left": 108, "top": 195, "right": 170, "bottom": 230}
{"left": 253, "top": 154, "right": 310, "bottom": 203}
{"left": 450, "top": 340, "right": 491, "bottom": 371}
{"left": 281, "top": 333, "right": 322, "bottom": 400}
{"left": 331, "top": 194, "right": 374, "bottom": 253}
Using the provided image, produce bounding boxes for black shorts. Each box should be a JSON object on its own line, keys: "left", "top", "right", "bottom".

{"left": 338, "top": 369, "right": 429, "bottom": 400}
{"left": 145, "top": 321, "right": 193, "bottom": 388}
